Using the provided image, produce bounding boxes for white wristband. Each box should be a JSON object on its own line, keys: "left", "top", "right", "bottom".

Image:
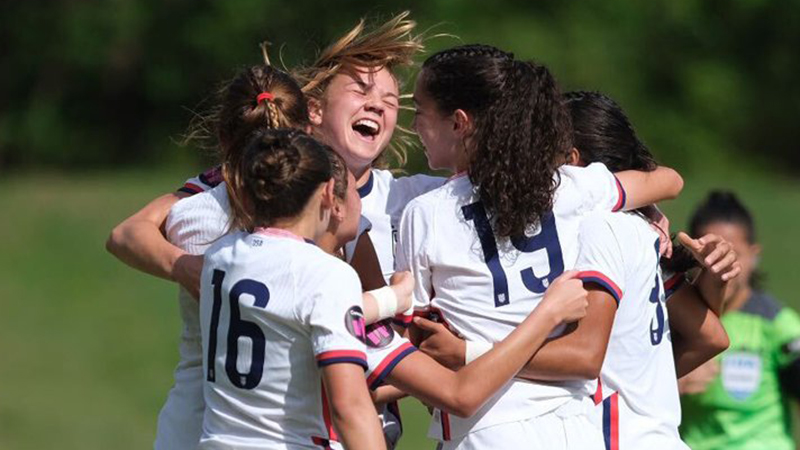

{"left": 465, "top": 340, "right": 493, "bottom": 365}
{"left": 368, "top": 286, "right": 398, "bottom": 320}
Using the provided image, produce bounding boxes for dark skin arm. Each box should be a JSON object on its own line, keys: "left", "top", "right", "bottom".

{"left": 350, "top": 231, "right": 386, "bottom": 291}
{"left": 517, "top": 286, "right": 617, "bottom": 381}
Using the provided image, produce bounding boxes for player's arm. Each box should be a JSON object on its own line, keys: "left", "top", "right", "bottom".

{"left": 615, "top": 166, "right": 683, "bottom": 210}
{"left": 668, "top": 282, "right": 729, "bottom": 378}
{"left": 321, "top": 363, "right": 386, "bottom": 450}
{"left": 351, "top": 230, "right": 414, "bottom": 325}
{"left": 676, "top": 232, "right": 741, "bottom": 315}
{"left": 371, "top": 384, "right": 407, "bottom": 405}
{"left": 517, "top": 286, "right": 616, "bottom": 381}
{"left": 106, "top": 192, "right": 202, "bottom": 297}
{"left": 386, "top": 272, "right": 588, "bottom": 417}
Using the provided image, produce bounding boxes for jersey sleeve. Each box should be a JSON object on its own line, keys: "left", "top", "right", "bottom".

{"left": 772, "top": 306, "right": 800, "bottom": 368}
{"left": 165, "top": 185, "right": 231, "bottom": 254}
{"left": 363, "top": 320, "right": 417, "bottom": 390}
{"left": 564, "top": 163, "right": 626, "bottom": 213}
{"left": 574, "top": 212, "right": 626, "bottom": 304}
{"left": 394, "top": 199, "right": 435, "bottom": 326}
{"left": 309, "top": 264, "right": 369, "bottom": 371}
{"left": 177, "top": 165, "right": 224, "bottom": 195}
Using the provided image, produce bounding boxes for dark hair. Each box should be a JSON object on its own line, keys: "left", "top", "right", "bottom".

{"left": 689, "top": 190, "right": 762, "bottom": 287}
{"left": 564, "top": 91, "right": 657, "bottom": 173}
{"left": 690, "top": 191, "right": 756, "bottom": 243}
{"left": 233, "top": 129, "right": 334, "bottom": 231}
{"left": 564, "top": 91, "right": 698, "bottom": 273}
{"left": 421, "top": 44, "right": 572, "bottom": 237}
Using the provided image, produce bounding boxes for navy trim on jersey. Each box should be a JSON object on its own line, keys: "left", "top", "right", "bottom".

{"left": 578, "top": 271, "right": 622, "bottom": 305}
{"left": 368, "top": 344, "right": 417, "bottom": 390}
{"left": 357, "top": 172, "right": 374, "bottom": 198}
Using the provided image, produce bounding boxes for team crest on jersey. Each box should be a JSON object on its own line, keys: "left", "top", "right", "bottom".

{"left": 344, "top": 306, "right": 367, "bottom": 344}
{"left": 722, "top": 351, "right": 762, "bottom": 400}
{"left": 364, "top": 320, "right": 394, "bottom": 348}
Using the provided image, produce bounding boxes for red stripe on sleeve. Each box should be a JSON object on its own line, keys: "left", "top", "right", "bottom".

{"left": 577, "top": 270, "right": 623, "bottom": 302}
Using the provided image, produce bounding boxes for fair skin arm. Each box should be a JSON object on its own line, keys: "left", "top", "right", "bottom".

{"left": 414, "top": 286, "right": 616, "bottom": 381}
{"left": 321, "top": 364, "right": 386, "bottom": 450}
{"left": 615, "top": 166, "right": 684, "bottom": 210}
{"left": 386, "top": 272, "right": 588, "bottom": 417}
{"left": 105, "top": 192, "right": 203, "bottom": 298}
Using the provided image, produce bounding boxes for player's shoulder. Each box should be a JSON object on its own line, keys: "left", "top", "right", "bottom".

{"left": 204, "top": 230, "right": 246, "bottom": 261}
{"left": 558, "top": 162, "right": 612, "bottom": 183}
{"left": 741, "top": 291, "right": 785, "bottom": 322}
{"left": 172, "top": 182, "right": 230, "bottom": 215}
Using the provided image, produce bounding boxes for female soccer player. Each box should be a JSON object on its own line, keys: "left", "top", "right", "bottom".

{"left": 106, "top": 13, "right": 437, "bottom": 446}
{"left": 398, "top": 45, "right": 684, "bottom": 450}
{"left": 197, "top": 128, "right": 384, "bottom": 450}
{"left": 679, "top": 191, "right": 800, "bottom": 450}
{"left": 557, "top": 91, "right": 733, "bottom": 450}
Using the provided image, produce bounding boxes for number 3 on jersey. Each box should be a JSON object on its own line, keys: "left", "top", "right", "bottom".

{"left": 649, "top": 240, "right": 666, "bottom": 346}
{"left": 462, "top": 202, "right": 564, "bottom": 307}
{"left": 207, "top": 269, "right": 271, "bottom": 389}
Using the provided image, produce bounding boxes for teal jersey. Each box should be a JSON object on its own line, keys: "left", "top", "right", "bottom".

{"left": 680, "top": 291, "right": 800, "bottom": 450}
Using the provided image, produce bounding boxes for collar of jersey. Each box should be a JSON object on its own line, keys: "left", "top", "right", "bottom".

{"left": 253, "top": 227, "right": 309, "bottom": 243}
{"left": 448, "top": 171, "right": 468, "bottom": 182}
{"left": 357, "top": 171, "right": 375, "bottom": 198}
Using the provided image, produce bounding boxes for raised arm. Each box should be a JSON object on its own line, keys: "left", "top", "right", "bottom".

{"left": 616, "top": 166, "right": 683, "bottom": 210}
{"left": 386, "top": 272, "right": 588, "bottom": 418}
{"left": 105, "top": 192, "right": 201, "bottom": 297}
{"left": 321, "top": 363, "right": 386, "bottom": 450}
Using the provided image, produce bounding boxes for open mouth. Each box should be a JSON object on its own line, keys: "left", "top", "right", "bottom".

{"left": 352, "top": 118, "right": 380, "bottom": 141}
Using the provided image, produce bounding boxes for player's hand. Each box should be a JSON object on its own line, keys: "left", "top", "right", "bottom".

{"left": 641, "top": 205, "right": 673, "bottom": 258}
{"left": 538, "top": 270, "right": 588, "bottom": 324}
{"left": 414, "top": 316, "right": 466, "bottom": 371}
{"left": 388, "top": 271, "right": 414, "bottom": 314}
{"left": 173, "top": 254, "right": 203, "bottom": 300}
{"left": 678, "top": 359, "right": 719, "bottom": 395}
{"left": 677, "top": 232, "right": 741, "bottom": 282}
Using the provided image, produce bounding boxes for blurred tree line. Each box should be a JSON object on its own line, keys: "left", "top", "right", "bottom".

{"left": 2, "top": 0, "right": 799, "bottom": 175}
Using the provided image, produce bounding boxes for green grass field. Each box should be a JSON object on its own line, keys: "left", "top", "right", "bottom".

{"left": 1, "top": 168, "right": 798, "bottom": 449}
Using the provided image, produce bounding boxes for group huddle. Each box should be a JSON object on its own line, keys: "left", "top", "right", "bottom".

{"left": 108, "top": 13, "right": 742, "bottom": 450}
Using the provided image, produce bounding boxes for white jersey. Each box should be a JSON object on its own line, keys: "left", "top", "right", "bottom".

{"left": 162, "top": 180, "right": 416, "bottom": 449}
{"left": 347, "top": 169, "right": 444, "bottom": 284}
{"left": 574, "top": 211, "right": 688, "bottom": 450}
{"left": 199, "top": 229, "right": 368, "bottom": 449}
{"left": 396, "top": 163, "right": 626, "bottom": 441}
{"left": 153, "top": 172, "right": 230, "bottom": 450}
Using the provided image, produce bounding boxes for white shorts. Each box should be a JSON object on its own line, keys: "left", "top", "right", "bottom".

{"left": 439, "top": 399, "right": 604, "bottom": 450}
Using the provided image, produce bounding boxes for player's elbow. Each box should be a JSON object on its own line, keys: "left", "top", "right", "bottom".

{"left": 706, "top": 327, "right": 730, "bottom": 357}
{"left": 106, "top": 224, "right": 127, "bottom": 257}
{"left": 574, "top": 349, "right": 605, "bottom": 380}
{"left": 448, "top": 397, "right": 480, "bottom": 418}
{"left": 662, "top": 167, "right": 684, "bottom": 200}
{"left": 329, "top": 394, "right": 373, "bottom": 425}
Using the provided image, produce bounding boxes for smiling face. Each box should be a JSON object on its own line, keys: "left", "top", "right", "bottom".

{"left": 310, "top": 66, "right": 399, "bottom": 177}
{"left": 412, "top": 70, "right": 463, "bottom": 172}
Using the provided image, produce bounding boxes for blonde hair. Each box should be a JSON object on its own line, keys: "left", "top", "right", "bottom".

{"left": 293, "top": 11, "right": 424, "bottom": 169}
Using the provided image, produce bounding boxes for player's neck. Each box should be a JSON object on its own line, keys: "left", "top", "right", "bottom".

{"left": 269, "top": 213, "right": 320, "bottom": 243}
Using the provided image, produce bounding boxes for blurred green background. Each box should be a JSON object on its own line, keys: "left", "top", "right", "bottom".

{"left": 1, "top": 0, "right": 799, "bottom": 449}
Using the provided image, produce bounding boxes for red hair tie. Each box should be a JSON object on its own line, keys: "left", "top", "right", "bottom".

{"left": 256, "top": 92, "right": 274, "bottom": 103}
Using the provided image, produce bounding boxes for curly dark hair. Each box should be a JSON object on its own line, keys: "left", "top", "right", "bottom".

{"left": 420, "top": 44, "right": 572, "bottom": 237}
